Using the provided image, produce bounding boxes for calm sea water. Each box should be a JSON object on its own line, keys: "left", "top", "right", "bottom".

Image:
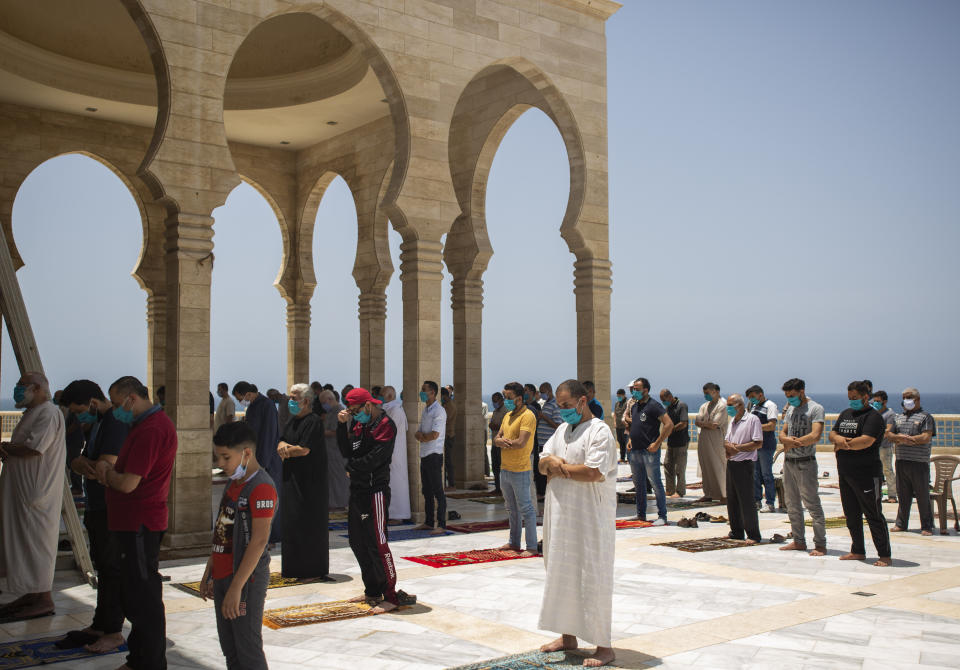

{"left": 4, "top": 392, "right": 958, "bottom": 414}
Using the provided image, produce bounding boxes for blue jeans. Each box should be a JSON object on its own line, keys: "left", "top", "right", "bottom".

{"left": 628, "top": 448, "right": 667, "bottom": 520}
{"left": 500, "top": 469, "right": 538, "bottom": 551}
{"left": 754, "top": 443, "right": 776, "bottom": 505}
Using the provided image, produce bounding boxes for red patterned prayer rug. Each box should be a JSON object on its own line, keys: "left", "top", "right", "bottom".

{"left": 615, "top": 518, "right": 654, "bottom": 529}
{"left": 402, "top": 547, "right": 541, "bottom": 568}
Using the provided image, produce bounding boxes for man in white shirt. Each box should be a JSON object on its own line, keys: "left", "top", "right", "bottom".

{"left": 413, "top": 381, "right": 447, "bottom": 535}
{"left": 381, "top": 386, "right": 410, "bottom": 522}
{"left": 213, "top": 382, "right": 235, "bottom": 433}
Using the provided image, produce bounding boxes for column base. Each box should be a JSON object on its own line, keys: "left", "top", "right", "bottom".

{"left": 159, "top": 530, "right": 212, "bottom": 559}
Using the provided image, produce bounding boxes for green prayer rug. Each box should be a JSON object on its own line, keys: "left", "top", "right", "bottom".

{"left": 449, "top": 649, "right": 621, "bottom": 669}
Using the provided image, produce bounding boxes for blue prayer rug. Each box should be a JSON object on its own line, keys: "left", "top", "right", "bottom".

{"left": 328, "top": 521, "right": 350, "bottom": 531}
{"left": 340, "top": 528, "right": 453, "bottom": 542}
{"left": 449, "top": 650, "right": 603, "bottom": 669}
{"left": 0, "top": 635, "right": 126, "bottom": 668}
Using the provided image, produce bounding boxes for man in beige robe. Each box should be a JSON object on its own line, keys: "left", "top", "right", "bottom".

{"left": 0, "top": 371, "right": 65, "bottom": 621}
{"left": 695, "top": 382, "right": 728, "bottom": 503}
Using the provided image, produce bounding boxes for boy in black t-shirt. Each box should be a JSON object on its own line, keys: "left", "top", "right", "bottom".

{"left": 828, "top": 380, "right": 891, "bottom": 566}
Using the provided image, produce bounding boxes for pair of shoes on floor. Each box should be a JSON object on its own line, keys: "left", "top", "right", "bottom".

{"left": 769, "top": 533, "right": 786, "bottom": 544}
{"left": 693, "top": 512, "right": 712, "bottom": 522}
{"left": 678, "top": 517, "right": 699, "bottom": 528}
{"left": 709, "top": 515, "right": 728, "bottom": 523}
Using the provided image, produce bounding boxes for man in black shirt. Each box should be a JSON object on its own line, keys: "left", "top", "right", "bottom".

{"left": 61, "top": 379, "right": 128, "bottom": 652}
{"left": 659, "top": 389, "right": 689, "bottom": 498}
{"left": 828, "top": 380, "right": 891, "bottom": 567}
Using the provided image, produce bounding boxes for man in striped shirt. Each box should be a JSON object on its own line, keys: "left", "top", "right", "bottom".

{"left": 890, "top": 387, "right": 937, "bottom": 535}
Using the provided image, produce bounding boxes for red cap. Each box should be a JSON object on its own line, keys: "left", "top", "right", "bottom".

{"left": 345, "top": 387, "right": 381, "bottom": 406}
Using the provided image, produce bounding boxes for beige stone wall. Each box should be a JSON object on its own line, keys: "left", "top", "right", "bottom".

{"left": 2, "top": 0, "right": 618, "bottom": 543}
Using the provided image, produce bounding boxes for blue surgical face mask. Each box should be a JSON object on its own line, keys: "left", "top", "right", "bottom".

{"left": 726, "top": 405, "right": 738, "bottom": 417}
{"left": 749, "top": 397, "right": 759, "bottom": 406}
{"left": 493, "top": 400, "right": 502, "bottom": 409}
{"left": 13, "top": 384, "right": 27, "bottom": 404}
{"left": 849, "top": 399, "right": 864, "bottom": 411}
{"left": 288, "top": 399, "right": 301, "bottom": 415}
{"left": 228, "top": 452, "right": 249, "bottom": 481}
{"left": 503, "top": 398, "right": 516, "bottom": 411}
{"left": 113, "top": 404, "right": 134, "bottom": 425}
{"left": 540, "top": 393, "right": 550, "bottom": 401}
{"left": 76, "top": 410, "right": 98, "bottom": 424}
{"left": 870, "top": 401, "right": 883, "bottom": 411}
{"left": 559, "top": 406, "right": 582, "bottom": 425}
{"left": 355, "top": 410, "right": 371, "bottom": 424}
{"left": 321, "top": 402, "right": 334, "bottom": 413}
{"left": 419, "top": 391, "right": 429, "bottom": 403}
{"left": 703, "top": 393, "right": 712, "bottom": 401}
{"left": 631, "top": 390, "right": 644, "bottom": 401}
{"left": 787, "top": 396, "right": 802, "bottom": 407}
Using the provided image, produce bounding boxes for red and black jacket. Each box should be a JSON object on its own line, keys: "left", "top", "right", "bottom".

{"left": 336, "top": 412, "right": 396, "bottom": 495}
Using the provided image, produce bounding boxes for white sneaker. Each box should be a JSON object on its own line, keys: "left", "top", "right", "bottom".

{"left": 652, "top": 518, "right": 667, "bottom": 527}
{"left": 760, "top": 504, "right": 776, "bottom": 513}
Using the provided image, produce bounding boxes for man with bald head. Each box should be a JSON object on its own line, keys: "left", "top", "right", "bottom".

{"left": 723, "top": 394, "right": 763, "bottom": 544}
{"left": 0, "top": 371, "right": 66, "bottom": 622}
{"left": 381, "top": 386, "right": 410, "bottom": 522}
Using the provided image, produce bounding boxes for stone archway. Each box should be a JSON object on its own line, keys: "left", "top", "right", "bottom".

{"left": 444, "top": 58, "right": 599, "bottom": 487}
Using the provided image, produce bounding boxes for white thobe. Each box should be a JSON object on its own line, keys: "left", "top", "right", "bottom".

{"left": 383, "top": 399, "right": 411, "bottom": 520}
{"left": 538, "top": 418, "right": 618, "bottom": 647}
{"left": 0, "top": 403, "right": 65, "bottom": 594}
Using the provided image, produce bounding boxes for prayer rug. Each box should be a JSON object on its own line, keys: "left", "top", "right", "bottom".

{"left": 172, "top": 572, "right": 328, "bottom": 597}
{"left": 616, "top": 492, "right": 717, "bottom": 509}
{"left": 469, "top": 497, "right": 505, "bottom": 505}
{"left": 330, "top": 510, "right": 349, "bottom": 520}
{"left": 652, "top": 536, "right": 755, "bottom": 552}
{"left": 328, "top": 521, "right": 349, "bottom": 531}
{"left": 403, "top": 547, "right": 541, "bottom": 568}
{"left": 615, "top": 518, "right": 654, "bottom": 529}
{"left": 340, "top": 528, "right": 453, "bottom": 542}
{"left": 616, "top": 475, "right": 632, "bottom": 482}
{"left": 446, "top": 490, "right": 501, "bottom": 499}
{"left": 262, "top": 599, "right": 409, "bottom": 629}
{"left": 449, "top": 649, "right": 616, "bottom": 669}
{"left": 806, "top": 516, "right": 867, "bottom": 528}
{"left": 448, "top": 519, "right": 543, "bottom": 533}
{"left": 0, "top": 635, "right": 126, "bottom": 668}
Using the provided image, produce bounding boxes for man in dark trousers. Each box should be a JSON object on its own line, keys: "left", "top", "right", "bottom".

{"left": 95, "top": 376, "right": 177, "bottom": 670}
{"left": 337, "top": 388, "right": 412, "bottom": 613}
{"left": 233, "top": 381, "right": 283, "bottom": 544}
{"left": 60, "top": 380, "right": 129, "bottom": 653}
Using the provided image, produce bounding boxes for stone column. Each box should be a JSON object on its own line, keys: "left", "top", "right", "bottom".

{"left": 285, "top": 301, "right": 310, "bottom": 388}
{"left": 145, "top": 295, "right": 166, "bottom": 398}
{"left": 162, "top": 211, "right": 215, "bottom": 549}
{"left": 574, "top": 257, "right": 613, "bottom": 419}
{"left": 358, "top": 291, "right": 386, "bottom": 390}
{"left": 399, "top": 238, "right": 444, "bottom": 522}
{"left": 451, "top": 276, "right": 486, "bottom": 489}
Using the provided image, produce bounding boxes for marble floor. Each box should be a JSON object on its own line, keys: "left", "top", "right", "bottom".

{"left": 2, "top": 454, "right": 959, "bottom": 669}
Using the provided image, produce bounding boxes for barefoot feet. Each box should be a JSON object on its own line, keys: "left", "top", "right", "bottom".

{"left": 779, "top": 541, "right": 807, "bottom": 551}
{"left": 540, "top": 635, "right": 578, "bottom": 653}
{"left": 839, "top": 552, "right": 866, "bottom": 561}
{"left": 584, "top": 646, "right": 616, "bottom": 667}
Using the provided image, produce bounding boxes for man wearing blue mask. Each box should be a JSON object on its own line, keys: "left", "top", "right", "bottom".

{"left": 94, "top": 375, "right": 176, "bottom": 670}
{"left": 723, "top": 395, "right": 763, "bottom": 544}
{"left": 537, "top": 379, "right": 618, "bottom": 668}
{"left": 745, "top": 385, "right": 778, "bottom": 513}
{"left": 488, "top": 392, "right": 507, "bottom": 494}
{"left": 277, "top": 384, "right": 328, "bottom": 579}
{"left": 695, "top": 382, "right": 728, "bottom": 504}
{"left": 829, "top": 380, "right": 891, "bottom": 565}
{"left": 413, "top": 381, "right": 447, "bottom": 534}
{"left": 659, "top": 389, "right": 690, "bottom": 498}
{"left": 778, "top": 378, "right": 827, "bottom": 556}
{"left": 625, "top": 377, "right": 673, "bottom": 525}
{"left": 337, "top": 387, "right": 410, "bottom": 613}
{"left": 869, "top": 390, "right": 897, "bottom": 503}
{"left": 0, "top": 371, "right": 64, "bottom": 624}
{"left": 57, "top": 380, "right": 128, "bottom": 653}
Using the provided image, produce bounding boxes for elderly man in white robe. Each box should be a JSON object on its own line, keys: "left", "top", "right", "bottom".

{"left": 381, "top": 386, "right": 411, "bottom": 523}
{"left": 0, "top": 371, "right": 65, "bottom": 622}
{"left": 537, "top": 379, "right": 618, "bottom": 668}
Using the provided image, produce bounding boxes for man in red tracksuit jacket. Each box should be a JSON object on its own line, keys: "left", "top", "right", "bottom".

{"left": 336, "top": 387, "right": 414, "bottom": 612}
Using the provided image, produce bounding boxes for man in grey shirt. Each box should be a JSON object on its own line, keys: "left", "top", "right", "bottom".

{"left": 870, "top": 390, "right": 897, "bottom": 502}
{"left": 890, "top": 387, "right": 937, "bottom": 535}
{"left": 777, "top": 378, "right": 827, "bottom": 556}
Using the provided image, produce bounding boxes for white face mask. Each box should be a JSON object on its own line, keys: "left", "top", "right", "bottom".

{"left": 229, "top": 453, "right": 249, "bottom": 481}
{"left": 902, "top": 398, "right": 916, "bottom": 411}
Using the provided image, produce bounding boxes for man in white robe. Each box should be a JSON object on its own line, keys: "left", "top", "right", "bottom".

{"left": 382, "top": 386, "right": 411, "bottom": 522}
{"left": 0, "top": 371, "right": 65, "bottom": 622}
{"left": 537, "top": 379, "right": 618, "bottom": 667}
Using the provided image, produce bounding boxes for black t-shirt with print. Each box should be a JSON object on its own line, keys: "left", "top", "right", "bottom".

{"left": 833, "top": 407, "right": 885, "bottom": 476}
{"left": 629, "top": 398, "right": 665, "bottom": 449}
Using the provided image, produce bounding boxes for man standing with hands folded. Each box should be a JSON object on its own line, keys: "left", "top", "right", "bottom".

{"left": 723, "top": 394, "right": 763, "bottom": 545}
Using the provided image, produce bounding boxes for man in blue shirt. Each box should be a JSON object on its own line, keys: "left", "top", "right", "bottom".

{"left": 584, "top": 381, "right": 604, "bottom": 419}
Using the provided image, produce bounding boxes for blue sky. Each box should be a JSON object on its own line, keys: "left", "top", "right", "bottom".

{"left": 3, "top": 0, "right": 959, "bottom": 401}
